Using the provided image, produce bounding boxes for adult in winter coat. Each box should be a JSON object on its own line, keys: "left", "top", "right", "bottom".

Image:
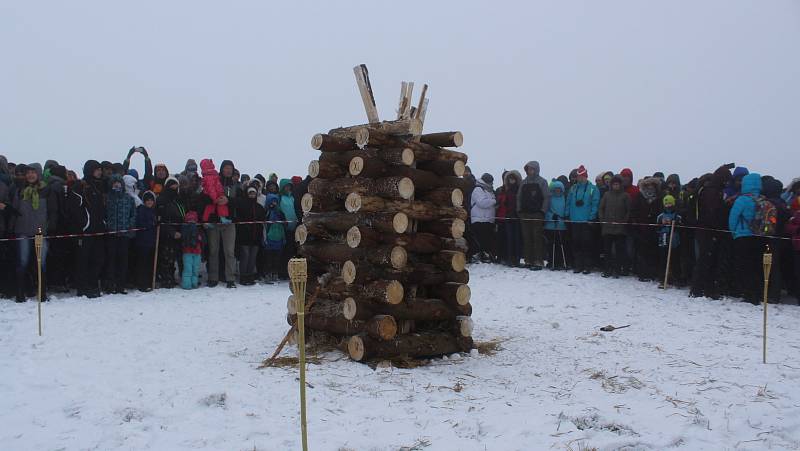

{"left": 237, "top": 186, "right": 266, "bottom": 285}
{"left": 200, "top": 159, "right": 230, "bottom": 223}
{"left": 724, "top": 166, "right": 749, "bottom": 201}
{"left": 65, "top": 160, "right": 107, "bottom": 298}
{"left": 202, "top": 159, "right": 239, "bottom": 288}
{"left": 728, "top": 173, "right": 764, "bottom": 303}
{"left": 0, "top": 156, "right": 13, "bottom": 298}
{"left": 123, "top": 174, "right": 142, "bottom": 207}
{"left": 263, "top": 193, "right": 286, "bottom": 281}
{"left": 9, "top": 164, "right": 58, "bottom": 302}
{"left": 470, "top": 173, "right": 497, "bottom": 262}
{"left": 690, "top": 165, "right": 732, "bottom": 298}
{"left": 104, "top": 174, "right": 137, "bottom": 294}
{"left": 156, "top": 177, "right": 186, "bottom": 288}
{"left": 134, "top": 191, "right": 157, "bottom": 291}
{"left": 152, "top": 163, "right": 170, "bottom": 195}
{"left": 631, "top": 177, "right": 663, "bottom": 282}
{"left": 43, "top": 164, "right": 71, "bottom": 292}
{"left": 598, "top": 175, "right": 630, "bottom": 277}
{"left": 544, "top": 180, "right": 568, "bottom": 269}
{"left": 278, "top": 179, "right": 299, "bottom": 277}
{"left": 785, "top": 208, "right": 800, "bottom": 301}
{"left": 496, "top": 171, "right": 522, "bottom": 266}
{"left": 517, "top": 161, "right": 550, "bottom": 269}
{"left": 122, "top": 146, "right": 154, "bottom": 191}
{"left": 565, "top": 165, "right": 600, "bottom": 273}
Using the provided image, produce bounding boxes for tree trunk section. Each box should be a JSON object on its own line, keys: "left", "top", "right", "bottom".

{"left": 419, "top": 187, "right": 463, "bottom": 207}
{"left": 418, "top": 218, "right": 465, "bottom": 239}
{"left": 417, "top": 160, "right": 466, "bottom": 177}
{"left": 311, "top": 133, "right": 360, "bottom": 152}
{"left": 419, "top": 131, "right": 464, "bottom": 148}
{"left": 308, "top": 160, "right": 346, "bottom": 179}
{"left": 302, "top": 211, "right": 409, "bottom": 234}
{"left": 348, "top": 332, "right": 473, "bottom": 361}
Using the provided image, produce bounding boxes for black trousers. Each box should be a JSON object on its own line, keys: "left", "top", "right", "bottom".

{"left": 691, "top": 230, "right": 723, "bottom": 297}
{"left": 47, "top": 235, "right": 72, "bottom": 289}
{"left": 156, "top": 240, "right": 178, "bottom": 288}
{"left": 105, "top": 236, "right": 130, "bottom": 291}
{"left": 472, "top": 222, "right": 496, "bottom": 259}
{"left": 733, "top": 236, "right": 762, "bottom": 302}
{"left": 603, "top": 234, "right": 627, "bottom": 275}
{"left": 74, "top": 236, "right": 104, "bottom": 294}
{"left": 571, "top": 223, "right": 594, "bottom": 271}
{"left": 136, "top": 247, "right": 155, "bottom": 289}
{"left": 635, "top": 235, "right": 658, "bottom": 280}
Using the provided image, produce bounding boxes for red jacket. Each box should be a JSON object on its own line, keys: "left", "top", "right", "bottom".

{"left": 786, "top": 210, "right": 800, "bottom": 252}
{"left": 495, "top": 187, "right": 518, "bottom": 222}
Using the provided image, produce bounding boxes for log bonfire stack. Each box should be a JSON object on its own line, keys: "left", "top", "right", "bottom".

{"left": 287, "top": 65, "right": 475, "bottom": 363}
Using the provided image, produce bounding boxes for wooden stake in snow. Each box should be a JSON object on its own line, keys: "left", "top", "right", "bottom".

{"left": 288, "top": 258, "right": 309, "bottom": 451}
{"left": 35, "top": 228, "right": 44, "bottom": 336}
{"left": 763, "top": 246, "right": 773, "bottom": 364}
{"left": 661, "top": 220, "right": 676, "bottom": 289}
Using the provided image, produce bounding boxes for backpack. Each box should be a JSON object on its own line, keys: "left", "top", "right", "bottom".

{"left": 519, "top": 182, "right": 544, "bottom": 213}
{"left": 745, "top": 194, "right": 778, "bottom": 236}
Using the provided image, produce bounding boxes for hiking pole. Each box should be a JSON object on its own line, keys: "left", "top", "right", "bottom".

{"left": 762, "top": 245, "right": 773, "bottom": 364}
{"left": 151, "top": 225, "right": 161, "bottom": 290}
{"left": 288, "top": 258, "right": 309, "bottom": 451}
{"left": 559, "top": 232, "right": 567, "bottom": 270}
{"left": 662, "top": 220, "right": 676, "bottom": 289}
{"left": 35, "top": 228, "right": 43, "bottom": 336}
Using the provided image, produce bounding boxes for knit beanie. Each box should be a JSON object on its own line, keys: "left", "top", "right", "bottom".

{"left": 576, "top": 165, "right": 588, "bottom": 178}
{"left": 663, "top": 195, "right": 676, "bottom": 208}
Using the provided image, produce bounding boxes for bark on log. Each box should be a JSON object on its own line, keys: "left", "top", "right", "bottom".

{"left": 385, "top": 166, "right": 441, "bottom": 192}
{"left": 299, "top": 243, "right": 407, "bottom": 269}
{"left": 342, "top": 260, "right": 468, "bottom": 286}
{"left": 429, "top": 251, "right": 467, "bottom": 272}
{"left": 418, "top": 188, "right": 463, "bottom": 207}
{"left": 311, "top": 133, "right": 360, "bottom": 152}
{"left": 321, "top": 278, "right": 405, "bottom": 305}
{"left": 289, "top": 311, "right": 397, "bottom": 341}
{"left": 308, "top": 160, "right": 346, "bottom": 179}
{"left": 341, "top": 297, "right": 469, "bottom": 323}
{"left": 348, "top": 156, "right": 387, "bottom": 178}
{"left": 319, "top": 147, "right": 413, "bottom": 167}
{"left": 418, "top": 218, "right": 466, "bottom": 239}
{"left": 309, "top": 176, "right": 414, "bottom": 201}
{"left": 302, "top": 211, "right": 409, "bottom": 235}
{"left": 301, "top": 193, "right": 344, "bottom": 213}
{"left": 430, "top": 283, "right": 471, "bottom": 306}
{"left": 402, "top": 141, "right": 468, "bottom": 164}
{"left": 344, "top": 194, "right": 468, "bottom": 221}
{"left": 347, "top": 332, "right": 473, "bottom": 361}
{"left": 419, "top": 131, "right": 464, "bottom": 148}
{"left": 417, "top": 160, "right": 466, "bottom": 177}
{"left": 328, "top": 118, "right": 423, "bottom": 146}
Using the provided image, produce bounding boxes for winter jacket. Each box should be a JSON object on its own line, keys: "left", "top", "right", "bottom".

{"left": 278, "top": 179, "right": 298, "bottom": 231}
{"left": 10, "top": 181, "right": 58, "bottom": 236}
{"left": 64, "top": 161, "right": 106, "bottom": 234}
{"left": 156, "top": 188, "right": 186, "bottom": 242}
{"left": 496, "top": 171, "right": 521, "bottom": 221}
{"left": 264, "top": 194, "right": 286, "bottom": 250}
{"left": 236, "top": 197, "right": 266, "bottom": 246}
{"left": 545, "top": 181, "right": 567, "bottom": 231}
{"left": 656, "top": 210, "right": 681, "bottom": 248}
{"left": 696, "top": 169, "right": 727, "bottom": 230}
{"left": 200, "top": 159, "right": 230, "bottom": 222}
{"left": 620, "top": 168, "right": 640, "bottom": 202}
{"left": 517, "top": 161, "right": 550, "bottom": 215}
{"left": 631, "top": 178, "right": 663, "bottom": 242}
{"left": 724, "top": 166, "right": 749, "bottom": 200}
{"left": 0, "top": 178, "right": 10, "bottom": 236}
{"left": 471, "top": 180, "right": 497, "bottom": 223}
{"left": 729, "top": 173, "right": 762, "bottom": 239}
{"left": 123, "top": 174, "right": 142, "bottom": 207}
{"left": 135, "top": 205, "right": 157, "bottom": 248}
{"left": 786, "top": 210, "right": 800, "bottom": 252}
{"left": 566, "top": 181, "right": 600, "bottom": 222}
{"left": 599, "top": 189, "right": 630, "bottom": 235}
{"left": 106, "top": 184, "right": 137, "bottom": 238}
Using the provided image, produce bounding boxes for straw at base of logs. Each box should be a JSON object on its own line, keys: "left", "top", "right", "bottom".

{"left": 290, "top": 65, "right": 474, "bottom": 362}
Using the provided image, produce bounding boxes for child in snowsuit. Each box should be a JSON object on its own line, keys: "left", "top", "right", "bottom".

{"left": 263, "top": 193, "right": 286, "bottom": 282}
{"left": 134, "top": 191, "right": 157, "bottom": 291}
{"left": 181, "top": 211, "right": 203, "bottom": 289}
{"left": 200, "top": 159, "right": 230, "bottom": 223}
{"left": 544, "top": 180, "right": 568, "bottom": 269}
{"left": 105, "top": 174, "right": 137, "bottom": 294}
{"left": 657, "top": 195, "right": 682, "bottom": 286}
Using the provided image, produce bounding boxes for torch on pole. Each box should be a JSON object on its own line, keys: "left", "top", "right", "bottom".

{"left": 35, "top": 227, "right": 44, "bottom": 336}
{"left": 762, "top": 245, "right": 773, "bottom": 364}
{"left": 288, "top": 258, "right": 309, "bottom": 451}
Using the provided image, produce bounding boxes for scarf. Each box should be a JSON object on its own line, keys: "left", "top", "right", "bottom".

{"left": 22, "top": 182, "right": 45, "bottom": 210}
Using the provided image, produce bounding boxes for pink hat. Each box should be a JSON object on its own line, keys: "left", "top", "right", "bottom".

{"left": 576, "top": 165, "right": 588, "bottom": 178}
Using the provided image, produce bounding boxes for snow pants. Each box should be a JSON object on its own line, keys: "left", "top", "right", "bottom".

{"left": 519, "top": 212, "right": 544, "bottom": 266}
{"left": 181, "top": 253, "right": 201, "bottom": 289}
{"left": 207, "top": 223, "right": 236, "bottom": 283}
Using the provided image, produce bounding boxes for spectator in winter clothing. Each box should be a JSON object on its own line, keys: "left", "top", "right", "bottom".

{"left": 66, "top": 160, "right": 107, "bottom": 298}
{"left": 782, "top": 178, "right": 800, "bottom": 206}
{"left": 620, "top": 168, "right": 640, "bottom": 201}
{"left": 263, "top": 193, "right": 286, "bottom": 282}
{"left": 599, "top": 175, "right": 630, "bottom": 277}
{"left": 200, "top": 159, "right": 230, "bottom": 223}
{"left": 0, "top": 156, "right": 14, "bottom": 298}
{"left": 237, "top": 187, "right": 266, "bottom": 285}
{"left": 690, "top": 166, "right": 731, "bottom": 298}
{"left": 180, "top": 211, "right": 203, "bottom": 289}
{"left": 496, "top": 171, "right": 522, "bottom": 266}
{"left": 135, "top": 191, "right": 157, "bottom": 291}
{"left": 566, "top": 165, "right": 600, "bottom": 274}
{"left": 104, "top": 174, "right": 137, "bottom": 294}
{"left": 279, "top": 179, "right": 299, "bottom": 277}
{"left": 123, "top": 174, "right": 142, "bottom": 207}
{"left": 785, "top": 207, "right": 800, "bottom": 301}
{"left": 45, "top": 164, "right": 70, "bottom": 292}
{"left": 517, "top": 161, "right": 550, "bottom": 269}
{"left": 631, "top": 177, "right": 663, "bottom": 282}
{"left": 471, "top": 173, "right": 497, "bottom": 262}
{"left": 181, "top": 159, "right": 198, "bottom": 178}
{"left": 156, "top": 177, "right": 185, "bottom": 288}
{"left": 10, "top": 164, "right": 58, "bottom": 302}
{"left": 657, "top": 195, "right": 683, "bottom": 286}
{"left": 728, "top": 173, "right": 764, "bottom": 303}
{"left": 544, "top": 180, "right": 568, "bottom": 270}
{"left": 152, "top": 163, "right": 170, "bottom": 195}
{"left": 202, "top": 159, "right": 239, "bottom": 288}
{"left": 725, "top": 166, "right": 749, "bottom": 200}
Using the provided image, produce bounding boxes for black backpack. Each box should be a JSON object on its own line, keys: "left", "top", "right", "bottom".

{"left": 520, "top": 182, "right": 544, "bottom": 213}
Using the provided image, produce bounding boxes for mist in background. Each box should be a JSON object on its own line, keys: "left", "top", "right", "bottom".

{"left": 2, "top": 1, "right": 798, "bottom": 183}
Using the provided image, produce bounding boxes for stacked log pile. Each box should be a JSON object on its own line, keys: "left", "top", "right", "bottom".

{"left": 287, "top": 66, "right": 474, "bottom": 362}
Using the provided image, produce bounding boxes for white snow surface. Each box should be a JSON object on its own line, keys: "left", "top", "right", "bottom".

{"left": 2, "top": 264, "right": 800, "bottom": 450}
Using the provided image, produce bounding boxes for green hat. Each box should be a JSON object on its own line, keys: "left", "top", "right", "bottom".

{"left": 663, "top": 195, "right": 676, "bottom": 208}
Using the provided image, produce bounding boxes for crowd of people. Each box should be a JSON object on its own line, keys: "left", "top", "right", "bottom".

{"left": 466, "top": 162, "right": 800, "bottom": 304}
{"left": 1, "top": 149, "right": 798, "bottom": 306}
{"left": 0, "top": 147, "right": 306, "bottom": 302}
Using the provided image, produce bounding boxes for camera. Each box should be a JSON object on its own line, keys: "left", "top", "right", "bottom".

{"left": 576, "top": 200, "right": 584, "bottom": 207}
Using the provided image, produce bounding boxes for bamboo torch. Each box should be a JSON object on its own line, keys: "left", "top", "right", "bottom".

{"left": 34, "top": 227, "right": 44, "bottom": 336}
{"left": 288, "top": 258, "right": 309, "bottom": 451}
{"left": 762, "top": 245, "right": 773, "bottom": 364}
{"left": 151, "top": 224, "right": 161, "bottom": 290}
{"left": 662, "top": 220, "right": 677, "bottom": 289}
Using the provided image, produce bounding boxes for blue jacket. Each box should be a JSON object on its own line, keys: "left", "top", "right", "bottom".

{"left": 544, "top": 181, "right": 567, "bottom": 231}
{"left": 566, "top": 181, "right": 600, "bottom": 222}
{"left": 134, "top": 205, "right": 157, "bottom": 248}
{"left": 106, "top": 189, "right": 137, "bottom": 237}
{"left": 656, "top": 210, "right": 681, "bottom": 248}
{"left": 728, "top": 173, "right": 762, "bottom": 239}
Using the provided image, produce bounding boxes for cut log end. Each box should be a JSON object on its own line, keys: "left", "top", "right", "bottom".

{"left": 456, "top": 316, "right": 474, "bottom": 337}
{"left": 453, "top": 160, "right": 466, "bottom": 177}
{"left": 451, "top": 189, "right": 464, "bottom": 207}
{"left": 393, "top": 212, "right": 409, "bottom": 234}
{"left": 400, "top": 148, "right": 415, "bottom": 166}
{"left": 397, "top": 177, "right": 414, "bottom": 200}
{"left": 456, "top": 284, "right": 471, "bottom": 305}
{"left": 345, "top": 193, "right": 361, "bottom": 213}
{"left": 342, "top": 260, "right": 357, "bottom": 285}
{"left": 342, "top": 297, "right": 357, "bottom": 320}
{"left": 349, "top": 156, "right": 365, "bottom": 176}
{"left": 452, "top": 131, "right": 464, "bottom": 147}
{"left": 390, "top": 246, "right": 408, "bottom": 270}
{"left": 311, "top": 134, "right": 324, "bottom": 150}
{"left": 295, "top": 224, "right": 308, "bottom": 245}
{"left": 301, "top": 193, "right": 314, "bottom": 214}
{"left": 308, "top": 160, "right": 320, "bottom": 178}
{"left": 386, "top": 280, "right": 404, "bottom": 305}
{"left": 369, "top": 315, "right": 398, "bottom": 341}
{"left": 355, "top": 128, "right": 370, "bottom": 148}
{"left": 452, "top": 218, "right": 466, "bottom": 239}
{"left": 348, "top": 335, "right": 366, "bottom": 361}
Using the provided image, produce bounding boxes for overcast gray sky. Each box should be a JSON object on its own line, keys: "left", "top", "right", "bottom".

{"left": 2, "top": 1, "right": 799, "bottom": 183}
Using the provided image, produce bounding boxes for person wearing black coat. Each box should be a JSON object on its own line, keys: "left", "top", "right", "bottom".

{"left": 135, "top": 191, "right": 157, "bottom": 291}
{"left": 65, "top": 160, "right": 107, "bottom": 298}
{"left": 155, "top": 177, "right": 185, "bottom": 288}
{"left": 236, "top": 186, "right": 266, "bottom": 285}
{"left": 630, "top": 177, "right": 663, "bottom": 282}
{"left": 690, "top": 166, "right": 730, "bottom": 299}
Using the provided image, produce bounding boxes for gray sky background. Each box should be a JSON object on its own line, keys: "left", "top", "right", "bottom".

{"left": 2, "top": 1, "right": 799, "bottom": 184}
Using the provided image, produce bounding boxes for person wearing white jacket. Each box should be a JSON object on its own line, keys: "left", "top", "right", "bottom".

{"left": 471, "top": 173, "right": 497, "bottom": 262}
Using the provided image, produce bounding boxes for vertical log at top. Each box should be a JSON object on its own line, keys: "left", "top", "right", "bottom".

{"left": 354, "top": 64, "right": 379, "bottom": 124}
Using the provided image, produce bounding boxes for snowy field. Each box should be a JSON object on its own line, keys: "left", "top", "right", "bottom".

{"left": 2, "top": 265, "right": 800, "bottom": 451}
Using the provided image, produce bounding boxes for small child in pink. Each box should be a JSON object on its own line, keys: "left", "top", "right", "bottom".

{"left": 200, "top": 159, "right": 230, "bottom": 222}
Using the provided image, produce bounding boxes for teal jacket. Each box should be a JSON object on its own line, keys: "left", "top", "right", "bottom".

{"left": 544, "top": 181, "right": 567, "bottom": 231}
{"left": 566, "top": 181, "right": 600, "bottom": 222}
{"left": 728, "top": 173, "right": 762, "bottom": 239}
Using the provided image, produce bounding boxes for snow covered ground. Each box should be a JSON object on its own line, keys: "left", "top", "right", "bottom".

{"left": 2, "top": 264, "right": 800, "bottom": 450}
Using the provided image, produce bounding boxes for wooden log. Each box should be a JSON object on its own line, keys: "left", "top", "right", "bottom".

{"left": 398, "top": 319, "right": 415, "bottom": 334}
{"left": 418, "top": 218, "right": 465, "bottom": 239}
{"left": 354, "top": 64, "right": 379, "bottom": 124}
{"left": 364, "top": 315, "right": 398, "bottom": 341}
{"left": 420, "top": 131, "right": 464, "bottom": 148}
{"left": 439, "top": 176, "right": 474, "bottom": 194}
{"left": 341, "top": 260, "right": 403, "bottom": 285}
{"left": 344, "top": 194, "right": 467, "bottom": 221}
{"left": 342, "top": 260, "right": 467, "bottom": 286}
{"left": 308, "top": 160, "right": 345, "bottom": 179}
{"left": 413, "top": 84, "right": 428, "bottom": 119}
{"left": 290, "top": 310, "right": 397, "bottom": 341}
{"left": 442, "top": 237, "right": 469, "bottom": 253}
{"left": 446, "top": 270, "right": 470, "bottom": 285}
{"left": 348, "top": 156, "right": 386, "bottom": 178}
{"left": 321, "top": 278, "right": 405, "bottom": 305}
{"left": 431, "top": 283, "right": 471, "bottom": 306}
{"left": 417, "top": 159, "right": 465, "bottom": 177}
{"left": 343, "top": 297, "right": 467, "bottom": 322}
{"left": 347, "top": 332, "right": 473, "bottom": 361}
{"left": 328, "top": 118, "right": 423, "bottom": 146}
{"left": 402, "top": 141, "right": 468, "bottom": 163}
{"left": 308, "top": 177, "right": 414, "bottom": 201}
{"left": 385, "top": 166, "right": 441, "bottom": 192}
{"left": 321, "top": 148, "right": 413, "bottom": 167}
{"left": 299, "top": 243, "right": 406, "bottom": 269}
{"left": 302, "top": 211, "right": 409, "bottom": 234}
{"left": 301, "top": 193, "right": 343, "bottom": 214}
{"left": 311, "top": 133, "right": 359, "bottom": 152}
{"left": 430, "top": 251, "right": 466, "bottom": 272}
{"left": 418, "top": 188, "right": 463, "bottom": 207}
